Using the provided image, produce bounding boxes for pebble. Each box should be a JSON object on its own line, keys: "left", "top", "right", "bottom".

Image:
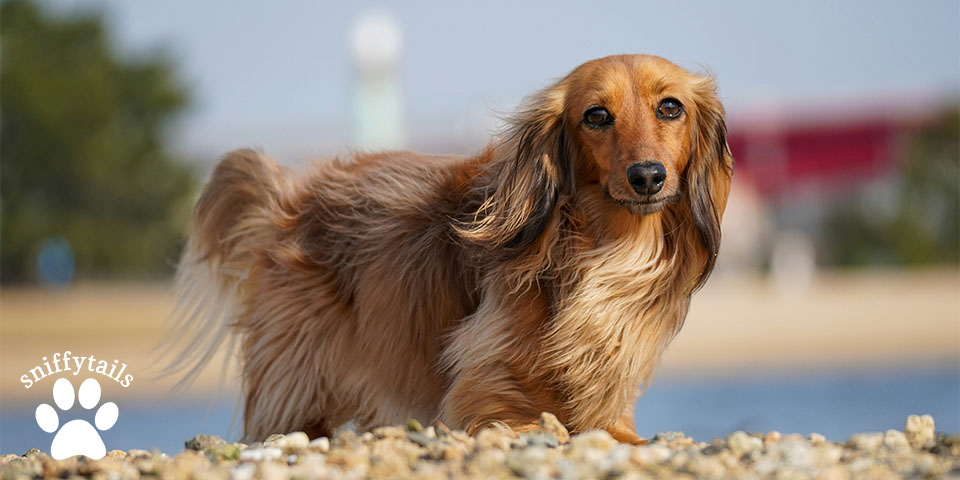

{"left": 514, "top": 431, "right": 560, "bottom": 449}
{"left": 475, "top": 428, "right": 512, "bottom": 451}
{"left": 1, "top": 414, "right": 956, "bottom": 479}
{"left": 276, "top": 431, "right": 309, "bottom": 451}
{"left": 239, "top": 447, "right": 283, "bottom": 462}
{"left": 505, "top": 446, "right": 549, "bottom": 477}
{"left": 847, "top": 433, "right": 883, "bottom": 451}
{"left": 308, "top": 437, "right": 330, "bottom": 453}
{"left": 883, "top": 429, "right": 910, "bottom": 450}
{"left": 631, "top": 444, "right": 672, "bottom": 465}
{"left": 569, "top": 430, "right": 617, "bottom": 451}
{"left": 727, "top": 431, "right": 763, "bottom": 455}
{"left": 539, "top": 412, "right": 570, "bottom": 444}
{"left": 373, "top": 426, "right": 406, "bottom": 439}
{"left": 184, "top": 434, "right": 225, "bottom": 451}
{"left": 905, "top": 414, "right": 935, "bottom": 449}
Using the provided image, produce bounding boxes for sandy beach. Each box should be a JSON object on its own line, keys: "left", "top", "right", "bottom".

{"left": 2, "top": 269, "right": 956, "bottom": 403}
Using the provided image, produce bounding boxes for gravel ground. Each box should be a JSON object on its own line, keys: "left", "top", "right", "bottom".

{"left": 2, "top": 414, "right": 957, "bottom": 479}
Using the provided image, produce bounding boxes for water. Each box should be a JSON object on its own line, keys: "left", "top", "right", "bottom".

{"left": 634, "top": 366, "right": 959, "bottom": 441}
{"left": 2, "top": 366, "right": 957, "bottom": 455}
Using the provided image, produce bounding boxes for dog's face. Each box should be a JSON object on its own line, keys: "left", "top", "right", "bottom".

{"left": 562, "top": 55, "right": 711, "bottom": 216}
{"left": 461, "top": 54, "right": 731, "bottom": 280}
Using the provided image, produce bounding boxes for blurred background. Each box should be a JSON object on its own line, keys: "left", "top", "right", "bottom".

{"left": 1, "top": 0, "right": 957, "bottom": 454}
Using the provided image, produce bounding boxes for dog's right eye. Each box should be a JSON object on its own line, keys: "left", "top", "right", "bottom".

{"left": 584, "top": 106, "right": 613, "bottom": 127}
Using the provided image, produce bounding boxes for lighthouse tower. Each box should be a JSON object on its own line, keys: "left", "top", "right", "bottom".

{"left": 350, "top": 11, "right": 405, "bottom": 150}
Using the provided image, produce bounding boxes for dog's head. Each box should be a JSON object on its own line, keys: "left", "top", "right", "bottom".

{"left": 460, "top": 54, "right": 732, "bottom": 275}
{"left": 564, "top": 56, "right": 729, "bottom": 215}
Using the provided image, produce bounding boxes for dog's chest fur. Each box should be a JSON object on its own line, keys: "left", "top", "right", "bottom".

{"left": 529, "top": 202, "right": 699, "bottom": 429}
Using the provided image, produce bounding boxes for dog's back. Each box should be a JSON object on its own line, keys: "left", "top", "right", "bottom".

{"left": 170, "top": 149, "right": 480, "bottom": 439}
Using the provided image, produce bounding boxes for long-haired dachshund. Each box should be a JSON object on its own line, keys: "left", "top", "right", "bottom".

{"left": 168, "top": 54, "right": 732, "bottom": 444}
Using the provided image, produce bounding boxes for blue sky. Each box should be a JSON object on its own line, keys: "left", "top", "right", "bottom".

{"left": 45, "top": 0, "right": 960, "bottom": 161}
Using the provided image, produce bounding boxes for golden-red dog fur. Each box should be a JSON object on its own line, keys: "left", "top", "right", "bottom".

{"left": 168, "top": 54, "right": 732, "bottom": 444}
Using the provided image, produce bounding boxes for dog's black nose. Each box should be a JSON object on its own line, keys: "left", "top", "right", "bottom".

{"left": 627, "top": 162, "right": 666, "bottom": 195}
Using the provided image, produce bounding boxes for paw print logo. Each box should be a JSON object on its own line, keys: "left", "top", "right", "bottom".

{"left": 35, "top": 378, "right": 118, "bottom": 460}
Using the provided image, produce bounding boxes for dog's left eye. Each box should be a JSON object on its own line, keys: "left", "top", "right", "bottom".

{"left": 583, "top": 106, "right": 613, "bottom": 127}
{"left": 657, "top": 98, "right": 683, "bottom": 119}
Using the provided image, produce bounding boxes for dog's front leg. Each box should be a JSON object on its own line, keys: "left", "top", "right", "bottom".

{"left": 438, "top": 289, "right": 562, "bottom": 435}
{"left": 606, "top": 403, "right": 648, "bottom": 445}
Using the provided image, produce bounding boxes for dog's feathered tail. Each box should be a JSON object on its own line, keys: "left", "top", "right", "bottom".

{"left": 159, "top": 149, "right": 288, "bottom": 391}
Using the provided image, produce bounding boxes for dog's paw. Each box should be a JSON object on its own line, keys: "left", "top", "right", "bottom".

{"left": 606, "top": 425, "right": 648, "bottom": 445}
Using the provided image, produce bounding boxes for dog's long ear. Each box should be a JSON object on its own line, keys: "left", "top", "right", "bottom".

{"left": 456, "top": 83, "right": 571, "bottom": 257}
{"left": 687, "top": 76, "right": 733, "bottom": 289}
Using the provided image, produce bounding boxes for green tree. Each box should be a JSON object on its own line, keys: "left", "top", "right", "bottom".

{"left": 822, "top": 109, "right": 960, "bottom": 266}
{"left": 1, "top": 0, "right": 196, "bottom": 282}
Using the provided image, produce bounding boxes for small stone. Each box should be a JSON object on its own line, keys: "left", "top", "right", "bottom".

{"left": 232, "top": 463, "right": 257, "bottom": 480}
{"left": 475, "top": 428, "right": 512, "bottom": 451}
{"left": 883, "top": 429, "right": 910, "bottom": 450}
{"left": 210, "top": 443, "right": 241, "bottom": 460}
{"left": 539, "top": 412, "right": 570, "bottom": 444}
{"left": 277, "top": 432, "right": 309, "bottom": 451}
{"left": 781, "top": 433, "right": 807, "bottom": 443}
{"left": 261, "top": 434, "right": 285, "bottom": 448}
{"left": 904, "top": 414, "right": 935, "bottom": 449}
{"left": 466, "top": 450, "right": 511, "bottom": 477}
{"left": 239, "top": 447, "right": 283, "bottom": 462}
{"left": 597, "top": 444, "right": 632, "bottom": 474}
{"left": 932, "top": 433, "right": 960, "bottom": 456}
{"left": 726, "top": 431, "right": 763, "bottom": 456}
{"left": 809, "top": 433, "right": 826, "bottom": 446}
{"left": 700, "top": 439, "right": 725, "bottom": 456}
{"left": 407, "top": 431, "right": 436, "bottom": 447}
{"left": 653, "top": 431, "right": 687, "bottom": 443}
{"left": 23, "top": 448, "right": 44, "bottom": 458}
{"left": 426, "top": 440, "right": 468, "bottom": 462}
{"left": 764, "top": 431, "right": 782, "bottom": 446}
{"left": 105, "top": 450, "right": 127, "bottom": 459}
{"left": 773, "top": 438, "right": 815, "bottom": 471}
{"left": 569, "top": 430, "right": 618, "bottom": 451}
{"left": 126, "top": 449, "right": 152, "bottom": 458}
{"left": 308, "top": 437, "right": 330, "bottom": 453}
{"left": 631, "top": 444, "right": 672, "bottom": 465}
{"left": 653, "top": 431, "right": 697, "bottom": 448}
{"left": 815, "top": 444, "right": 843, "bottom": 465}
{"left": 513, "top": 431, "right": 559, "bottom": 449}
{"left": 405, "top": 418, "right": 424, "bottom": 432}
{"left": 373, "top": 426, "right": 406, "bottom": 439}
{"left": 505, "top": 446, "right": 549, "bottom": 477}
{"left": 847, "top": 433, "right": 883, "bottom": 451}
{"left": 331, "top": 428, "right": 359, "bottom": 448}
{"left": 184, "top": 434, "right": 226, "bottom": 451}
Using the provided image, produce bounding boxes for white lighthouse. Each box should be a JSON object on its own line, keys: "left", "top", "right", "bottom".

{"left": 350, "top": 10, "right": 405, "bottom": 150}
